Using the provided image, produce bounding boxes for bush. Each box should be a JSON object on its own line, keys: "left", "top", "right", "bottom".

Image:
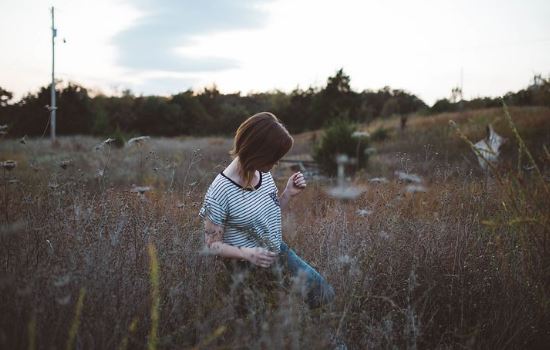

{"left": 312, "top": 118, "right": 369, "bottom": 176}
{"left": 109, "top": 127, "right": 126, "bottom": 148}
{"left": 370, "top": 126, "right": 390, "bottom": 142}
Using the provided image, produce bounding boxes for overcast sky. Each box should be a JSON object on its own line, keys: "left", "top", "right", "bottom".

{"left": 1, "top": 0, "right": 549, "bottom": 104}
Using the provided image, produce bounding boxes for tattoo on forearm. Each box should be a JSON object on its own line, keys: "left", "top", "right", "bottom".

{"left": 205, "top": 226, "right": 223, "bottom": 248}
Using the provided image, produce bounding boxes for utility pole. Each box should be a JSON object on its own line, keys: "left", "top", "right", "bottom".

{"left": 50, "top": 6, "right": 57, "bottom": 142}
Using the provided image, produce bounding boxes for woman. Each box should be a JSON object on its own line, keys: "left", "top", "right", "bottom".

{"left": 198, "top": 112, "right": 334, "bottom": 309}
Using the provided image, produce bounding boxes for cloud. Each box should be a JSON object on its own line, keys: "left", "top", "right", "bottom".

{"left": 114, "top": 0, "right": 271, "bottom": 73}
{"left": 134, "top": 76, "right": 200, "bottom": 96}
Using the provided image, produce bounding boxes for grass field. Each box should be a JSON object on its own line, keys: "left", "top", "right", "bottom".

{"left": 1, "top": 106, "right": 549, "bottom": 349}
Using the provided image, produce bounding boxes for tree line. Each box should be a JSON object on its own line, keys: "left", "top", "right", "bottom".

{"left": 0, "top": 69, "right": 548, "bottom": 137}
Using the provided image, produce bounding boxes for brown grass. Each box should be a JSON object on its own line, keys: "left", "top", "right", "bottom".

{"left": 0, "top": 107, "right": 549, "bottom": 349}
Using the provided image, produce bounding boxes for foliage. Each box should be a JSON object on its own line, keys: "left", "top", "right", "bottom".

{"left": 0, "top": 70, "right": 428, "bottom": 138}
{"left": 428, "top": 74, "right": 550, "bottom": 114}
{"left": 109, "top": 126, "right": 126, "bottom": 148}
{"left": 312, "top": 118, "right": 369, "bottom": 176}
{"left": 1, "top": 73, "right": 548, "bottom": 138}
{"left": 370, "top": 126, "right": 390, "bottom": 142}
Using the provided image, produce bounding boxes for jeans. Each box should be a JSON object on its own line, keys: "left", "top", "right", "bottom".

{"left": 279, "top": 242, "right": 335, "bottom": 308}
{"left": 224, "top": 242, "right": 335, "bottom": 309}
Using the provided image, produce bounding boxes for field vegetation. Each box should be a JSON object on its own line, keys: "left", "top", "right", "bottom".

{"left": 0, "top": 106, "right": 549, "bottom": 349}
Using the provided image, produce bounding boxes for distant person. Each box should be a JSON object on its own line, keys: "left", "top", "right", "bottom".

{"left": 199, "top": 112, "right": 335, "bottom": 309}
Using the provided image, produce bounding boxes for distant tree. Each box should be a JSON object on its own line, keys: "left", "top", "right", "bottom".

{"left": 171, "top": 90, "right": 211, "bottom": 135}
{"left": 132, "top": 96, "right": 183, "bottom": 136}
{"left": 278, "top": 88, "right": 316, "bottom": 133}
{"left": 310, "top": 68, "right": 358, "bottom": 129}
{"left": 56, "top": 83, "right": 94, "bottom": 134}
{"left": 380, "top": 97, "right": 400, "bottom": 117}
{"left": 8, "top": 86, "right": 51, "bottom": 136}
{"left": 0, "top": 87, "right": 14, "bottom": 130}
{"left": 430, "top": 98, "right": 457, "bottom": 114}
{"left": 0, "top": 87, "right": 13, "bottom": 107}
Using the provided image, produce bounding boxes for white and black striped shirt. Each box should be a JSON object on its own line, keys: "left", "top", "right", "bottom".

{"left": 198, "top": 171, "right": 282, "bottom": 253}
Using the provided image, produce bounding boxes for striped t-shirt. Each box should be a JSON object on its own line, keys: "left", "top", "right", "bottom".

{"left": 198, "top": 170, "right": 282, "bottom": 253}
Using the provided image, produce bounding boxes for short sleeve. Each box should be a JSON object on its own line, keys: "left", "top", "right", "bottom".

{"left": 198, "top": 185, "right": 228, "bottom": 226}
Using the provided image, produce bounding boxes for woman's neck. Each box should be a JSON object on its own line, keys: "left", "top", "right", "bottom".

{"left": 224, "top": 157, "right": 260, "bottom": 188}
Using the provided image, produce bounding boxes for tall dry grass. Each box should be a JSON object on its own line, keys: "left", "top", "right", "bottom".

{"left": 0, "top": 107, "right": 549, "bottom": 349}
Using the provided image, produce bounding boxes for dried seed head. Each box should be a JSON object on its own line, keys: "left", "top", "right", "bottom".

{"left": 131, "top": 185, "right": 152, "bottom": 194}
{"left": 405, "top": 184, "right": 427, "bottom": 193}
{"left": 94, "top": 138, "right": 117, "bottom": 151}
{"left": 369, "top": 177, "right": 389, "bottom": 184}
{"left": 0, "top": 160, "right": 17, "bottom": 171}
{"left": 30, "top": 163, "right": 42, "bottom": 172}
{"left": 127, "top": 136, "right": 150, "bottom": 145}
{"left": 356, "top": 208, "right": 373, "bottom": 217}
{"left": 351, "top": 130, "right": 370, "bottom": 138}
{"left": 59, "top": 160, "right": 72, "bottom": 170}
{"left": 395, "top": 171, "right": 423, "bottom": 184}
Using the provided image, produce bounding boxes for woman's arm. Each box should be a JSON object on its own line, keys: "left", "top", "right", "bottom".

{"left": 204, "top": 219, "right": 277, "bottom": 267}
{"left": 279, "top": 171, "right": 307, "bottom": 211}
{"left": 278, "top": 190, "right": 292, "bottom": 211}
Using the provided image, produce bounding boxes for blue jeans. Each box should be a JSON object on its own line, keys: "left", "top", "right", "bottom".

{"left": 224, "top": 242, "right": 335, "bottom": 309}
{"left": 279, "top": 242, "right": 335, "bottom": 308}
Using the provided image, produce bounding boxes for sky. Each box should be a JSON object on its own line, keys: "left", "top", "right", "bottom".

{"left": 1, "top": 0, "right": 549, "bottom": 105}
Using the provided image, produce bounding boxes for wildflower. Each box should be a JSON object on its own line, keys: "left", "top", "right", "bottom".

{"left": 94, "top": 138, "right": 116, "bottom": 151}
{"left": 59, "top": 160, "right": 72, "bottom": 170}
{"left": 55, "top": 295, "right": 71, "bottom": 305}
{"left": 364, "top": 147, "right": 377, "bottom": 156}
{"left": 395, "top": 171, "right": 422, "bottom": 184}
{"left": 356, "top": 208, "right": 373, "bottom": 217}
{"left": 130, "top": 185, "right": 152, "bottom": 194}
{"left": 0, "top": 160, "right": 17, "bottom": 171}
{"left": 405, "top": 184, "right": 427, "bottom": 193}
{"left": 29, "top": 163, "right": 41, "bottom": 172}
{"left": 352, "top": 130, "right": 370, "bottom": 138}
{"left": 326, "top": 185, "right": 366, "bottom": 200}
{"left": 127, "top": 136, "right": 150, "bottom": 145}
{"left": 46, "top": 239, "right": 54, "bottom": 251}
{"left": 53, "top": 274, "right": 71, "bottom": 287}
{"left": 369, "top": 177, "right": 389, "bottom": 184}
{"left": 338, "top": 254, "right": 355, "bottom": 266}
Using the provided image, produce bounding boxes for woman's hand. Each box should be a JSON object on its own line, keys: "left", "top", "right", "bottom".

{"left": 243, "top": 247, "right": 278, "bottom": 268}
{"left": 285, "top": 171, "right": 307, "bottom": 197}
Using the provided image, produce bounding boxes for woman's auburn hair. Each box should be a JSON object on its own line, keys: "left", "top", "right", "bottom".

{"left": 229, "top": 112, "right": 293, "bottom": 190}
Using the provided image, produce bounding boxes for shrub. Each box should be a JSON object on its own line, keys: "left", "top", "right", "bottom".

{"left": 370, "top": 126, "right": 390, "bottom": 142}
{"left": 110, "top": 127, "right": 126, "bottom": 148}
{"left": 312, "top": 118, "right": 369, "bottom": 176}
